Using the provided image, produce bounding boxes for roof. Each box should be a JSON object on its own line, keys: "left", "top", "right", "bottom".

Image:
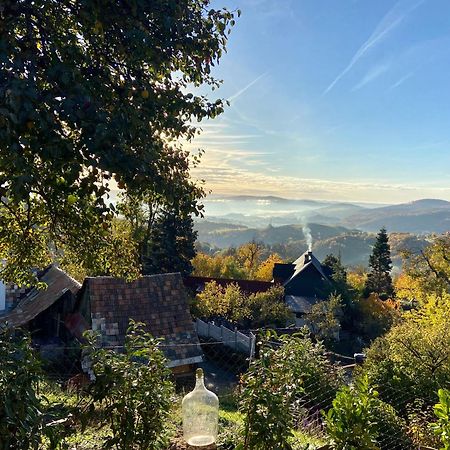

{"left": 82, "top": 273, "right": 203, "bottom": 368}
{"left": 184, "top": 276, "right": 274, "bottom": 294}
{"left": 285, "top": 295, "right": 319, "bottom": 314}
{"left": 284, "top": 251, "right": 330, "bottom": 286}
{"left": 273, "top": 263, "right": 295, "bottom": 282}
{"left": 0, "top": 265, "right": 81, "bottom": 328}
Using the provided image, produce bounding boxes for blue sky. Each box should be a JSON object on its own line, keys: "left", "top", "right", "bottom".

{"left": 187, "top": 0, "right": 450, "bottom": 203}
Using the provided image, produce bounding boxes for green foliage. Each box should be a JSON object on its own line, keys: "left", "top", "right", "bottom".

{"left": 322, "top": 254, "right": 353, "bottom": 303}
{"left": 364, "top": 228, "right": 394, "bottom": 299}
{"left": 372, "top": 400, "right": 413, "bottom": 450}
{"left": 84, "top": 320, "right": 174, "bottom": 450}
{"left": 119, "top": 190, "right": 199, "bottom": 277}
{"left": 306, "top": 293, "right": 343, "bottom": 345}
{"left": 0, "top": 0, "right": 238, "bottom": 284}
{"left": 325, "top": 376, "right": 379, "bottom": 450}
{"left": 432, "top": 389, "right": 450, "bottom": 450}
{"left": 239, "top": 331, "right": 343, "bottom": 450}
{"left": 402, "top": 233, "right": 450, "bottom": 298}
{"left": 238, "top": 332, "right": 306, "bottom": 450}
{"left": 0, "top": 328, "right": 43, "bottom": 450}
{"left": 362, "top": 296, "right": 450, "bottom": 412}
{"left": 351, "top": 294, "right": 399, "bottom": 342}
{"left": 248, "top": 286, "right": 293, "bottom": 328}
{"left": 193, "top": 282, "right": 291, "bottom": 328}
{"left": 58, "top": 218, "right": 141, "bottom": 282}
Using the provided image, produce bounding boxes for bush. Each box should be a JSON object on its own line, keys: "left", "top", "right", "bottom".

{"left": 239, "top": 332, "right": 306, "bottom": 450}
{"left": 325, "top": 375, "right": 379, "bottom": 450}
{"left": 239, "top": 331, "right": 343, "bottom": 450}
{"left": 362, "top": 308, "right": 450, "bottom": 413}
{"left": 0, "top": 327, "right": 43, "bottom": 450}
{"left": 373, "top": 400, "right": 412, "bottom": 450}
{"left": 432, "top": 388, "right": 450, "bottom": 450}
{"left": 325, "top": 375, "right": 413, "bottom": 450}
{"left": 85, "top": 320, "right": 174, "bottom": 450}
{"left": 194, "top": 282, "right": 291, "bottom": 328}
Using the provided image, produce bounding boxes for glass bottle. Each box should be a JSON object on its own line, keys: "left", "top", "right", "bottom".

{"left": 182, "top": 368, "right": 219, "bottom": 446}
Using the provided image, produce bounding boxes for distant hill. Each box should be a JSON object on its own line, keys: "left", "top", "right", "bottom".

{"left": 203, "top": 196, "right": 450, "bottom": 233}
{"left": 194, "top": 220, "right": 430, "bottom": 267}
{"left": 346, "top": 199, "right": 450, "bottom": 233}
{"left": 194, "top": 221, "right": 351, "bottom": 249}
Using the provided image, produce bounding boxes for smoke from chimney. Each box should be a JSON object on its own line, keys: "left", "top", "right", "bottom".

{"left": 302, "top": 222, "right": 312, "bottom": 252}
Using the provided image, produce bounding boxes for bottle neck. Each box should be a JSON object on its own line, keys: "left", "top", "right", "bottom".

{"left": 195, "top": 374, "right": 206, "bottom": 389}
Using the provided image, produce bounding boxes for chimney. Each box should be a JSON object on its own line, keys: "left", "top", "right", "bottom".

{"left": 304, "top": 251, "right": 312, "bottom": 264}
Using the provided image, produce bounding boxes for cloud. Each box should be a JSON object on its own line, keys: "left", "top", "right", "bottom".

{"left": 323, "top": 0, "right": 425, "bottom": 94}
{"left": 352, "top": 63, "right": 390, "bottom": 91}
{"left": 228, "top": 72, "right": 268, "bottom": 103}
{"left": 191, "top": 160, "right": 450, "bottom": 203}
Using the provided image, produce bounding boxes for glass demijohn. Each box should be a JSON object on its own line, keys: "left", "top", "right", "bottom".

{"left": 182, "top": 368, "right": 219, "bottom": 446}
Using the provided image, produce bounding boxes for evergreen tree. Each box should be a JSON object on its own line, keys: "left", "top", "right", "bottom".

{"left": 142, "top": 209, "right": 197, "bottom": 276}
{"left": 322, "top": 254, "right": 352, "bottom": 302}
{"left": 364, "top": 228, "right": 394, "bottom": 299}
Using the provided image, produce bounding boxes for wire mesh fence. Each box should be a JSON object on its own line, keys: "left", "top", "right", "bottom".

{"left": 34, "top": 332, "right": 441, "bottom": 450}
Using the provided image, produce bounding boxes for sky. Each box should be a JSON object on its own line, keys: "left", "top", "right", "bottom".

{"left": 186, "top": 0, "right": 450, "bottom": 204}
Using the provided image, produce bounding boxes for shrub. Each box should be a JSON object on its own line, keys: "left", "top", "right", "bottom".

{"left": 325, "top": 375, "right": 413, "bottom": 450}
{"left": 247, "top": 286, "right": 292, "bottom": 328}
{"left": 239, "top": 332, "right": 306, "bottom": 450}
{"left": 407, "top": 399, "right": 440, "bottom": 448}
{"left": 373, "top": 400, "right": 412, "bottom": 450}
{"left": 194, "top": 282, "right": 291, "bottom": 328}
{"left": 0, "top": 327, "right": 43, "bottom": 450}
{"left": 325, "top": 375, "right": 380, "bottom": 450}
{"left": 85, "top": 320, "right": 174, "bottom": 450}
{"left": 239, "top": 331, "right": 343, "bottom": 450}
{"left": 432, "top": 388, "right": 450, "bottom": 450}
{"left": 362, "top": 308, "right": 450, "bottom": 413}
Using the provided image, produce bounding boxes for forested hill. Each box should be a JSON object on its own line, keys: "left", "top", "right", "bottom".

{"left": 194, "top": 221, "right": 429, "bottom": 268}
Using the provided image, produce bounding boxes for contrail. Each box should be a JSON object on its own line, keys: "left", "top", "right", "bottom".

{"left": 323, "top": 0, "right": 425, "bottom": 95}
{"left": 228, "top": 72, "right": 268, "bottom": 102}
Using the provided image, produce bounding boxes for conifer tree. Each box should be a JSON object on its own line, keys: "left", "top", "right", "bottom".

{"left": 364, "top": 228, "right": 394, "bottom": 299}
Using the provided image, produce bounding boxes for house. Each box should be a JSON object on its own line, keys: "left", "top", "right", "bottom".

{"left": 74, "top": 272, "right": 203, "bottom": 374}
{"left": 273, "top": 250, "right": 332, "bottom": 326}
{"left": 1, "top": 268, "right": 203, "bottom": 374}
{"left": 0, "top": 265, "right": 81, "bottom": 354}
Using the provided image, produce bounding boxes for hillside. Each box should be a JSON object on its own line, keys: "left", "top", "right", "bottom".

{"left": 346, "top": 199, "right": 450, "bottom": 233}
{"left": 194, "top": 220, "right": 429, "bottom": 267}
{"left": 203, "top": 196, "right": 450, "bottom": 233}
{"left": 194, "top": 221, "right": 351, "bottom": 249}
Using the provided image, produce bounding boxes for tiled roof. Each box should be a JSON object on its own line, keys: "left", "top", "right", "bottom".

{"left": 82, "top": 273, "right": 203, "bottom": 368}
{"left": 184, "top": 276, "right": 274, "bottom": 294}
{"left": 0, "top": 265, "right": 81, "bottom": 328}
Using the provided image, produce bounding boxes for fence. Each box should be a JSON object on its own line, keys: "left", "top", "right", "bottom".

{"left": 195, "top": 318, "right": 256, "bottom": 359}
{"left": 12, "top": 336, "right": 444, "bottom": 450}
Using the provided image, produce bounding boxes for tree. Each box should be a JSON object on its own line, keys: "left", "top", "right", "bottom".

{"left": 401, "top": 234, "right": 450, "bottom": 299}
{"left": 306, "top": 293, "right": 343, "bottom": 345}
{"left": 254, "top": 253, "right": 284, "bottom": 281}
{"left": 322, "top": 253, "right": 353, "bottom": 303}
{"left": 0, "top": 1, "right": 238, "bottom": 284}
{"left": 363, "top": 293, "right": 450, "bottom": 411}
{"left": 119, "top": 193, "right": 198, "bottom": 276}
{"left": 364, "top": 228, "right": 394, "bottom": 299}
{"left": 236, "top": 241, "right": 265, "bottom": 278}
